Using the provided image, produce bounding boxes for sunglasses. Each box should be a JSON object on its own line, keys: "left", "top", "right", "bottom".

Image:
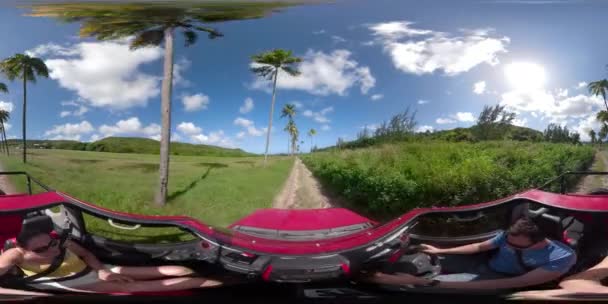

{"left": 30, "top": 239, "right": 59, "bottom": 254}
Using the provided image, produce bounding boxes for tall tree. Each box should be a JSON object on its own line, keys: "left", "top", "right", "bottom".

{"left": 589, "top": 79, "right": 608, "bottom": 112}
{"left": 31, "top": 3, "right": 292, "bottom": 205}
{"left": 0, "top": 110, "right": 9, "bottom": 155}
{"left": 308, "top": 128, "right": 316, "bottom": 152}
{"left": 251, "top": 50, "right": 301, "bottom": 165}
{"left": 0, "top": 83, "right": 7, "bottom": 155}
{"left": 0, "top": 54, "right": 48, "bottom": 163}
{"left": 283, "top": 120, "right": 299, "bottom": 156}
{"left": 280, "top": 103, "right": 296, "bottom": 156}
{"left": 589, "top": 129, "right": 597, "bottom": 145}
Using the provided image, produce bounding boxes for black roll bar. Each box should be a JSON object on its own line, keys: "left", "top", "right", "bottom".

{"left": 537, "top": 171, "right": 608, "bottom": 194}
{"left": 0, "top": 171, "right": 53, "bottom": 194}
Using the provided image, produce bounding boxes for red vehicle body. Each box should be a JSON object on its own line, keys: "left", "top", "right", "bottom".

{"left": 1, "top": 171, "right": 608, "bottom": 300}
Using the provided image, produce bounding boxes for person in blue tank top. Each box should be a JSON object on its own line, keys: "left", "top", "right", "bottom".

{"left": 367, "top": 217, "right": 577, "bottom": 290}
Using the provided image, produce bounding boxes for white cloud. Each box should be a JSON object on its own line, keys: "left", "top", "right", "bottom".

{"left": 292, "top": 101, "right": 304, "bottom": 109}
{"left": 418, "top": 99, "right": 429, "bottom": 105}
{"left": 0, "top": 101, "right": 14, "bottom": 112}
{"left": 31, "top": 40, "right": 163, "bottom": 110}
{"left": 236, "top": 131, "right": 246, "bottom": 139}
{"left": 500, "top": 89, "right": 603, "bottom": 122}
{"left": 473, "top": 81, "right": 486, "bottom": 95}
{"left": 44, "top": 121, "right": 94, "bottom": 141}
{"left": 574, "top": 114, "right": 603, "bottom": 141}
{"left": 321, "top": 125, "right": 331, "bottom": 131}
{"left": 416, "top": 125, "right": 434, "bottom": 133}
{"left": 576, "top": 82, "right": 588, "bottom": 89}
{"left": 233, "top": 117, "right": 264, "bottom": 136}
{"left": 89, "top": 134, "right": 101, "bottom": 142}
{"left": 303, "top": 106, "right": 333, "bottom": 123}
{"left": 191, "top": 130, "right": 234, "bottom": 148}
{"left": 512, "top": 118, "right": 528, "bottom": 127}
{"left": 251, "top": 49, "right": 375, "bottom": 96}
{"left": 3, "top": 123, "right": 11, "bottom": 131}
{"left": 455, "top": 112, "right": 475, "bottom": 122}
{"left": 371, "top": 94, "right": 384, "bottom": 101}
{"left": 171, "top": 121, "right": 236, "bottom": 147}
{"left": 59, "top": 99, "right": 89, "bottom": 118}
{"left": 332, "top": 35, "right": 347, "bottom": 43}
{"left": 99, "top": 117, "right": 160, "bottom": 138}
{"left": 313, "top": 30, "right": 326, "bottom": 35}
{"left": 557, "top": 88, "right": 569, "bottom": 98}
{"left": 436, "top": 117, "right": 456, "bottom": 124}
{"left": 369, "top": 21, "right": 509, "bottom": 76}
{"left": 436, "top": 112, "right": 475, "bottom": 124}
{"left": 176, "top": 122, "right": 202, "bottom": 135}
{"left": 182, "top": 93, "right": 210, "bottom": 112}
{"left": 173, "top": 57, "right": 191, "bottom": 87}
{"left": 239, "top": 97, "right": 254, "bottom": 114}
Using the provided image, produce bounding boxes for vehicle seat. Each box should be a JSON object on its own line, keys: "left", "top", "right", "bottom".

{"left": 3, "top": 215, "right": 57, "bottom": 251}
{"left": 0, "top": 215, "right": 24, "bottom": 253}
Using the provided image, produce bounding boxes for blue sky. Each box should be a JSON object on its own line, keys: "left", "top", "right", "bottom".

{"left": 0, "top": 0, "right": 607, "bottom": 154}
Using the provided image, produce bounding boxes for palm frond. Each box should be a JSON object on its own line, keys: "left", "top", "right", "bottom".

{"left": 182, "top": 30, "right": 198, "bottom": 47}
{"left": 130, "top": 29, "right": 165, "bottom": 50}
{"left": 250, "top": 65, "right": 275, "bottom": 80}
{"left": 193, "top": 26, "right": 223, "bottom": 39}
{"left": 281, "top": 66, "right": 300, "bottom": 77}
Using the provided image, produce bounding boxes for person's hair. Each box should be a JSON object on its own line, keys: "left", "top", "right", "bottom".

{"left": 16, "top": 230, "right": 48, "bottom": 248}
{"left": 508, "top": 217, "right": 545, "bottom": 243}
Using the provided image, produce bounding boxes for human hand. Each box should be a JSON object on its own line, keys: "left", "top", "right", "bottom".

{"left": 418, "top": 244, "right": 443, "bottom": 254}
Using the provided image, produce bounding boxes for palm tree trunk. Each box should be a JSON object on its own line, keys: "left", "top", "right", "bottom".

{"left": 154, "top": 27, "right": 175, "bottom": 206}
{"left": 0, "top": 122, "right": 7, "bottom": 156}
{"left": 263, "top": 70, "right": 279, "bottom": 167}
{"left": 22, "top": 66, "right": 27, "bottom": 164}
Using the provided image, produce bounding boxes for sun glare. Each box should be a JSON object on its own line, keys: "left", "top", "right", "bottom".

{"left": 504, "top": 62, "right": 546, "bottom": 91}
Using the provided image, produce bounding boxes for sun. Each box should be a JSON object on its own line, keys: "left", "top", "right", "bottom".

{"left": 504, "top": 62, "right": 546, "bottom": 91}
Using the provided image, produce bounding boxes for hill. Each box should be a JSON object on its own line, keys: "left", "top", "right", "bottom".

{"left": 6, "top": 137, "right": 253, "bottom": 157}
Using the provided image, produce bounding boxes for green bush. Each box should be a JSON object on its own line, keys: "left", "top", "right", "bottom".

{"left": 302, "top": 141, "right": 594, "bottom": 220}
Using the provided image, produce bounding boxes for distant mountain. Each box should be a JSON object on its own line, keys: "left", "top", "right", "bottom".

{"left": 6, "top": 137, "right": 254, "bottom": 157}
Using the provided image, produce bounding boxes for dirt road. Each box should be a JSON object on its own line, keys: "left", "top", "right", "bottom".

{"left": 272, "top": 158, "right": 339, "bottom": 209}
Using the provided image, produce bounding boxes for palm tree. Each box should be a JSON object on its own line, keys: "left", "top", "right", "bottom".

{"left": 308, "top": 128, "right": 316, "bottom": 153}
{"left": 32, "top": 4, "right": 291, "bottom": 205}
{"left": 0, "top": 54, "right": 48, "bottom": 163}
{"left": 283, "top": 120, "right": 299, "bottom": 157}
{"left": 589, "top": 129, "right": 597, "bottom": 146}
{"left": 281, "top": 104, "right": 296, "bottom": 155}
{"left": 0, "top": 110, "right": 9, "bottom": 155}
{"left": 251, "top": 50, "right": 301, "bottom": 165}
{"left": 589, "top": 79, "right": 608, "bottom": 112}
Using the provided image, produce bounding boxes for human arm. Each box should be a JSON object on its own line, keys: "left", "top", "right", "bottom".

{"left": 66, "top": 241, "right": 133, "bottom": 282}
{"left": 371, "top": 268, "right": 565, "bottom": 290}
{"left": 0, "top": 250, "right": 49, "bottom": 296}
{"left": 420, "top": 237, "right": 498, "bottom": 255}
{"left": 557, "top": 256, "right": 608, "bottom": 293}
{"left": 0, "top": 249, "right": 22, "bottom": 278}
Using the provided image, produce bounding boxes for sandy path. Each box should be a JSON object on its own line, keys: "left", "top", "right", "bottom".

{"left": 575, "top": 150, "right": 608, "bottom": 193}
{"left": 272, "top": 158, "right": 338, "bottom": 209}
{"left": 0, "top": 161, "right": 17, "bottom": 194}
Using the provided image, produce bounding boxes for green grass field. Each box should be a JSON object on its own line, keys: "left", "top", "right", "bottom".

{"left": 0, "top": 149, "right": 293, "bottom": 242}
